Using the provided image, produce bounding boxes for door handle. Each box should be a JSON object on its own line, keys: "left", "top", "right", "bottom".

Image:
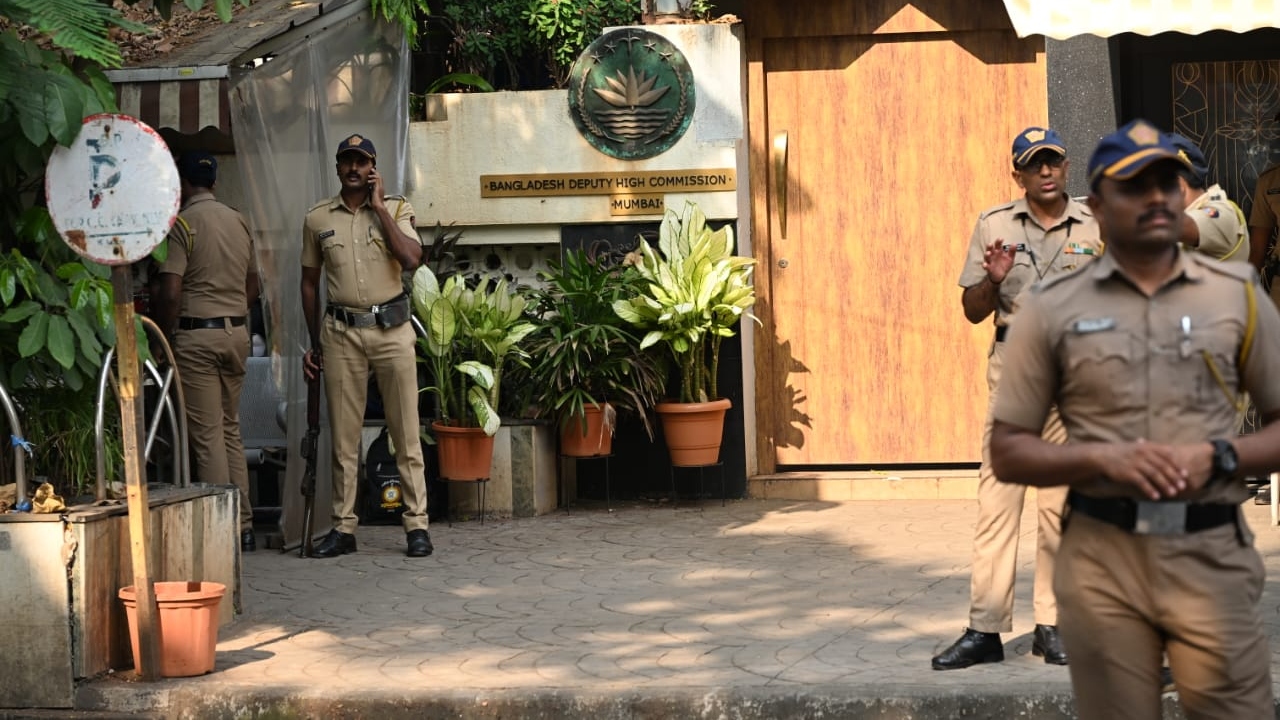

{"left": 771, "top": 131, "right": 788, "bottom": 239}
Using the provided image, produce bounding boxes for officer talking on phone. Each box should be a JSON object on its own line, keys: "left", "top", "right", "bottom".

{"left": 300, "top": 134, "right": 433, "bottom": 559}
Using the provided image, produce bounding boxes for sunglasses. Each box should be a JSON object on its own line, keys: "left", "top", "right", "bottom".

{"left": 1017, "top": 152, "right": 1066, "bottom": 171}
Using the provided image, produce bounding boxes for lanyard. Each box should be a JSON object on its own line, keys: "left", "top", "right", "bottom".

{"left": 1021, "top": 217, "right": 1072, "bottom": 281}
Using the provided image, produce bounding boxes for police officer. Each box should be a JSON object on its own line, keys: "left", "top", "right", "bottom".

{"left": 934, "top": 127, "right": 1102, "bottom": 671}
{"left": 301, "top": 134, "right": 432, "bottom": 558}
{"left": 1249, "top": 150, "right": 1280, "bottom": 298}
{"left": 154, "top": 151, "right": 260, "bottom": 551}
{"left": 991, "top": 119, "right": 1280, "bottom": 719}
{"left": 1165, "top": 133, "right": 1248, "bottom": 263}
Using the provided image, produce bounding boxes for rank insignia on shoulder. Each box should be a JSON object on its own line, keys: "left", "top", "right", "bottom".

{"left": 1065, "top": 243, "right": 1097, "bottom": 255}
{"left": 1072, "top": 317, "right": 1116, "bottom": 334}
{"left": 1202, "top": 207, "right": 1219, "bottom": 218}
{"left": 318, "top": 229, "right": 335, "bottom": 240}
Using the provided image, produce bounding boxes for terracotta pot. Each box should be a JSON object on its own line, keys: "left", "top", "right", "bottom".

{"left": 118, "top": 581, "right": 225, "bottom": 677}
{"left": 655, "top": 398, "right": 731, "bottom": 467}
{"left": 432, "top": 421, "right": 496, "bottom": 480}
{"left": 560, "top": 403, "right": 615, "bottom": 457}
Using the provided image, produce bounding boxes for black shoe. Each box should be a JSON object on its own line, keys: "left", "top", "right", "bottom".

{"left": 931, "top": 628, "right": 1004, "bottom": 670}
{"left": 1160, "top": 666, "right": 1176, "bottom": 693}
{"left": 240, "top": 529, "right": 256, "bottom": 552}
{"left": 406, "top": 529, "right": 434, "bottom": 558}
{"left": 1032, "top": 624, "right": 1068, "bottom": 665}
{"left": 311, "top": 529, "right": 357, "bottom": 558}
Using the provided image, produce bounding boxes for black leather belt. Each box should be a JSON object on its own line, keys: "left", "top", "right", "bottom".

{"left": 178, "top": 316, "right": 246, "bottom": 330}
{"left": 995, "top": 325, "right": 1009, "bottom": 342}
{"left": 1067, "top": 491, "right": 1237, "bottom": 535}
{"left": 326, "top": 294, "right": 409, "bottom": 329}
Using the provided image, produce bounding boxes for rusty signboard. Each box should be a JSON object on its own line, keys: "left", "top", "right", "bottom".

{"left": 45, "top": 114, "right": 180, "bottom": 265}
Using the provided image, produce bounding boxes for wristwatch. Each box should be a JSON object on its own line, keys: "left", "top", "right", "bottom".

{"left": 1210, "top": 439, "right": 1239, "bottom": 482}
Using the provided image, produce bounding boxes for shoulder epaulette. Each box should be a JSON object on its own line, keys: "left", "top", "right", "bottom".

{"left": 1191, "top": 252, "right": 1255, "bottom": 282}
{"left": 167, "top": 216, "right": 194, "bottom": 254}
{"left": 307, "top": 198, "right": 331, "bottom": 213}
{"left": 977, "top": 200, "right": 1018, "bottom": 220}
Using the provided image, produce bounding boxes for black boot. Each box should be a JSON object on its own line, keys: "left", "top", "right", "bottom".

{"left": 1032, "top": 624, "right": 1068, "bottom": 665}
{"left": 240, "top": 529, "right": 256, "bottom": 552}
{"left": 406, "top": 529, "right": 434, "bottom": 557}
{"left": 312, "top": 529, "right": 357, "bottom": 558}
{"left": 931, "top": 628, "right": 1004, "bottom": 670}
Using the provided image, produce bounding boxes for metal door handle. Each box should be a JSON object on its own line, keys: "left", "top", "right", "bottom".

{"left": 772, "top": 131, "right": 788, "bottom": 239}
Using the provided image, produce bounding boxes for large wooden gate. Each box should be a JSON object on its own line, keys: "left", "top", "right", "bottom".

{"left": 746, "top": 1, "right": 1049, "bottom": 471}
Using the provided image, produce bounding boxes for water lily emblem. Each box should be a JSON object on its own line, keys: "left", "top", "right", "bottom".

{"left": 594, "top": 66, "right": 669, "bottom": 108}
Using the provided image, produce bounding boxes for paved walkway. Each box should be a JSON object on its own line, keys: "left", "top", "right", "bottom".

{"left": 76, "top": 497, "right": 1280, "bottom": 719}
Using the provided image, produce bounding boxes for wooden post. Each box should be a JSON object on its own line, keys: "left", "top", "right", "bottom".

{"left": 111, "top": 268, "right": 160, "bottom": 681}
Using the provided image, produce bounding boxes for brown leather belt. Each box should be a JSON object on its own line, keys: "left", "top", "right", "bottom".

{"left": 179, "top": 316, "right": 246, "bottom": 330}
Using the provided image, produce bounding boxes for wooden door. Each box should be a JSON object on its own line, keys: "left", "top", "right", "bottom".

{"left": 747, "top": 1, "right": 1048, "bottom": 470}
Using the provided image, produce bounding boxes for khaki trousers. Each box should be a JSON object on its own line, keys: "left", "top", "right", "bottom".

{"left": 969, "top": 341, "right": 1067, "bottom": 633}
{"left": 174, "top": 324, "right": 252, "bottom": 530}
{"left": 1056, "top": 512, "right": 1271, "bottom": 720}
{"left": 321, "top": 316, "right": 427, "bottom": 534}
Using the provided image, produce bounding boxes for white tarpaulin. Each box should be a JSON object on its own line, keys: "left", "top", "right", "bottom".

{"left": 1002, "top": 0, "right": 1280, "bottom": 39}
{"left": 229, "top": 8, "right": 411, "bottom": 546}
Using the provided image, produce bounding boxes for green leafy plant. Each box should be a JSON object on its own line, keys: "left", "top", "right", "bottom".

{"left": 437, "top": 0, "right": 534, "bottom": 88}
{"left": 411, "top": 270, "right": 537, "bottom": 435}
{"left": 612, "top": 201, "right": 756, "bottom": 404}
{"left": 524, "top": 0, "right": 640, "bottom": 87}
{"left": 524, "top": 249, "right": 667, "bottom": 438}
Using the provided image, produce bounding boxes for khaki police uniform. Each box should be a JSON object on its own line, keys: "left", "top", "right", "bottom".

{"left": 1251, "top": 165, "right": 1280, "bottom": 306}
{"left": 994, "top": 249, "right": 1280, "bottom": 719}
{"left": 1186, "top": 183, "right": 1247, "bottom": 262}
{"left": 301, "top": 194, "right": 427, "bottom": 535}
{"left": 160, "top": 193, "right": 255, "bottom": 531}
{"left": 956, "top": 195, "right": 1102, "bottom": 633}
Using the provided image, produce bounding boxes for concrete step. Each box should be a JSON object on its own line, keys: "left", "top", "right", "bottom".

{"left": 749, "top": 469, "right": 979, "bottom": 501}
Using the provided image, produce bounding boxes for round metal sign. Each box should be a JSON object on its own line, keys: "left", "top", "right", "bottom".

{"left": 568, "top": 28, "right": 696, "bottom": 160}
{"left": 46, "top": 114, "right": 180, "bottom": 265}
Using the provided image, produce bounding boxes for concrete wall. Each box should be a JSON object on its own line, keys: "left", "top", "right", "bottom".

{"left": 405, "top": 23, "right": 746, "bottom": 249}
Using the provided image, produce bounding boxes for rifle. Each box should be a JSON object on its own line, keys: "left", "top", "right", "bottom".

{"left": 298, "top": 373, "right": 321, "bottom": 558}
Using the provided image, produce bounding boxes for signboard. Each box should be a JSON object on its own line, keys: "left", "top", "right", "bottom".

{"left": 46, "top": 114, "right": 180, "bottom": 265}
{"left": 481, "top": 169, "right": 736, "bottom": 198}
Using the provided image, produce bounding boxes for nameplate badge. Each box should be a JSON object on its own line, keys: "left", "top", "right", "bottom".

{"left": 1072, "top": 317, "right": 1116, "bottom": 334}
{"left": 318, "top": 229, "right": 335, "bottom": 240}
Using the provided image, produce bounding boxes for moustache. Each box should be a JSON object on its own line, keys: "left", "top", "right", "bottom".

{"left": 1138, "top": 209, "right": 1178, "bottom": 224}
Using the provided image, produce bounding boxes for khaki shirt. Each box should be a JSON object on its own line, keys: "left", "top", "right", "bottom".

{"left": 159, "top": 193, "right": 255, "bottom": 318}
{"left": 300, "top": 194, "right": 415, "bottom": 308}
{"left": 993, "top": 249, "right": 1280, "bottom": 503}
{"left": 1186, "top": 184, "right": 1247, "bottom": 262}
{"left": 1250, "top": 165, "right": 1280, "bottom": 231}
{"left": 957, "top": 195, "right": 1102, "bottom": 329}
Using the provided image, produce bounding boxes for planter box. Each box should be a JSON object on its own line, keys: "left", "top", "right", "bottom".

{"left": 0, "top": 484, "right": 238, "bottom": 708}
{"left": 447, "top": 420, "right": 556, "bottom": 520}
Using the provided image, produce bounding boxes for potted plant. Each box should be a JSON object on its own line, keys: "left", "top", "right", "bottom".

{"left": 612, "top": 201, "right": 756, "bottom": 466}
{"left": 410, "top": 268, "right": 536, "bottom": 480}
{"left": 524, "top": 248, "right": 667, "bottom": 457}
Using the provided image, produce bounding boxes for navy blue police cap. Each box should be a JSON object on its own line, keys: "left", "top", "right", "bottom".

{"left": 335, "top": 133, "right": 376, "bottom": 161}
{"left": 1086, "top": 119, "right": 1192, "bottom": 190}
{"left": 1011, "top": 127, "right": 1067, "bottom": 167}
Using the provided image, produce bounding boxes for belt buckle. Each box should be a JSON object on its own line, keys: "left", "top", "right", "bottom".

{"left": 1134, "top": 501, "right": 1187, "bottom": 535}
{"left": 351, "top": 312, "right": 377, "bottom": 328}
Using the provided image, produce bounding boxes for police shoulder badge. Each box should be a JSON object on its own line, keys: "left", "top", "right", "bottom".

{"left": 567, "top": 28, "right": 696, "bottom": 160}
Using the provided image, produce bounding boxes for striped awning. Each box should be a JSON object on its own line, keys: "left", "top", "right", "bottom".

{"left": 1002, "top": 0, "right": 1280, "bottom": 39}
{"left": 108, "top": 69, "right": 232, "bottom": 137}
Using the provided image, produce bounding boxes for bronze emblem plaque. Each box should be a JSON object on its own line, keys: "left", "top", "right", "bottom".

{"left": 568, "top": 28, "right": 696, "bottom": 160}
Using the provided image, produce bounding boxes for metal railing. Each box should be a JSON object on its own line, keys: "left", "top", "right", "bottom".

{"left": 93, "top": 316, "right": 190, "bottom": 501}
{"left": 0, "top": 378, "right": 27, "bottom": 505}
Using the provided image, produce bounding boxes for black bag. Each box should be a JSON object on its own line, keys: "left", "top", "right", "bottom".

{"left": 361, "top": 428, "right": 407, "bottom": 525}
